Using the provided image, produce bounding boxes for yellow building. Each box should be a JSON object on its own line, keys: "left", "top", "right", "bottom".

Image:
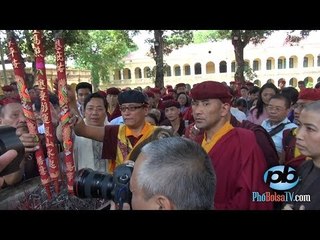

{"left": 106, "top": 31, "right": 320, "bottom": 89}
{"left": 0, "top": 63, "right": 91, "bottom": 89}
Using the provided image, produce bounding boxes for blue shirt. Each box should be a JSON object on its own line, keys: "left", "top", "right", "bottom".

{"left": 261, "top": 117, "right": 297, "bottom": 154}
{"left": 109, "top": 116, "right": 124, "bottom": 125}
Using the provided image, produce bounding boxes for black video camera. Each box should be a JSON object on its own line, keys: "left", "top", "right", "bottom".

{"left": 0, "top": 126, "right": 25, "bottom": 177}
{"left": 73, "top": 162, "right": 134, "bottom": 209}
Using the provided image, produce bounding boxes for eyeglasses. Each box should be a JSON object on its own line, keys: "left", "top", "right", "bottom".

{"left": 119, "top": 105, "right": 145, "bottom": 112}
{"left": 266, "top": 105, "right": 285, "bottom": 112}
{"left": 292, "top": 103, "right": 305, "bottom": 110}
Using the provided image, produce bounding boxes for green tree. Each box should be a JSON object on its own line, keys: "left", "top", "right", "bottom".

{"left": 72, "top": 30, "right": 137, "bottom": 90}
{"left": 193, "top": 30, "right": 219, "bottom": 43}
{"left": 244, "top": 65, "right": 257, "bottom": 81}
{"left": 196, "top": 30, "right": 274, "bottom": 84}
{"left": 146, "top": 30, "right": 193, "bottom": 88}
{"left": 194, "top": 30, "right": 312, "bottom": 86}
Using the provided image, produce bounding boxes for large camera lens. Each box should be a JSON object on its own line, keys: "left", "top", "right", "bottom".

{"left": 73, "top": 168, "right": 114, "bottom": 200}
{"left": 73, "top": 164, "right": 134, "bottom": 207}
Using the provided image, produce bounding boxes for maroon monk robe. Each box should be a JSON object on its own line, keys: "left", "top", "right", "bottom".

{"left": 102, "top": 125, "right": 122, "bottom": 160}
{"left": 197, "top": 127, "right": 273, "bottom": 210}
{"left": 107, "top": 105, "right": 121, "bottom": 121}
{"left": 282, "top": 128, "right": 306, "bottom": 169}
{"left": 230, "top": 115, "right": 279, "bottom": 167}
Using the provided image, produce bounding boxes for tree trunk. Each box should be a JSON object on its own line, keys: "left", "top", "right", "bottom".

{"left": 232, "top": 31, "right": 246, "bottom": 86}
{"left": 154, "top": 30, "right": 164, "bottom": 88}
{"left": 231, "top": 30, "right": 248, "bottom": 98}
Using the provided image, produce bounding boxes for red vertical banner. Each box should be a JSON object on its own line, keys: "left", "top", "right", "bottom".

{"left": 6, "top": 31, "right": 52, "bottom": 199}
{"left": 53, "top": 77, "right": 59, "bottom": 95}
{"left": 55, "top": 36, "right": 75, "bottom": 194}
{"left": 33, "top": 30, "right": 60, "bottom": 194}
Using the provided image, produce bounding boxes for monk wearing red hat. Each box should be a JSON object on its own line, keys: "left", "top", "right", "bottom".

{"left": 189, "top": 81, "right": 273, "bottom": 210}
{"left": 167, "top": 88, "right": 177, "bottom": 100}
{"left": 161, "top": 95, "right": 174, "bottom": 101}
{"left": 144, "top": 91, "right": 156, "bottom": 109}
{"left": 160, "top": 100, "right": 186, "bottom": 136}
{"left": 1, "top": 85, "right": 15, "bottom": 98}
{"left": 150, "top": 88, "right": 164, "bottom": 109}
{"left": 106, "top": 87, "right": 121, "bottom": 121}
{"left": 282, "top": 88, "right": 320, "bottom": 168}
{"left": 278, "top": 78, "right": 286, "bottom": 90}
{"left": 150, "top": 87, "right": 165, "bottom": 121}
{"left": 175, "top": 83, "right": 186, "bottom": 94}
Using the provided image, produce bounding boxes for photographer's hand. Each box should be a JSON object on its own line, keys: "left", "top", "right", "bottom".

{"left": 282, "top": 204, "right": 294, "bottom": 210}
{"left": 110, "top": 201, "right": 131, "bottom": 210}
{"left": 69, "top": 110, "right": 83, "bottom": 128}
{"left": 0, "top": 150, "right": 18, "bottom": 172}
{"left": 67, "top": 84, "right": 77, "bottom": 108}
{"left": 16, "top": 122, "right": 29, "bottom": 136}
{"left": 19, "top": 133, "right": 39, "bottom": 152}
{"left": 282, "top": 203, "right": 305, "bottom": 210}
{"left": 15, "top": 122, "right": 39, "bottom": 152}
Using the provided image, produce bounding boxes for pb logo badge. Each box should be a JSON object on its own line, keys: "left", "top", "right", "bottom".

{"left": 263, "top": 165, "right": 300, "bottom": 191}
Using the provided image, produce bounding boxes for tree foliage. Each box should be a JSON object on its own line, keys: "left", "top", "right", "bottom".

{"left": 284, "top": 30, "right": 312, "bottom": 46}
{"left": 195, "top": 30, "right": 274, "bottom": 85}
{"left": 5, "top": 30, "right": 89, "bottom": 62}
{"left": 193, "top": 30, "right": 219, "bottom": 43}
{"left": 2, "top": 30, "right": 136, "bottom": 90}
{"left": 72, "top": 30, "right": 137, "bottom": 90}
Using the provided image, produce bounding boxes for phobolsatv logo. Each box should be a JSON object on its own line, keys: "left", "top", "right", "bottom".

{"left": 263, "top": 165, "right": 300, "bottom": 191}
{"left": 252, "top": 165, "right": 310, "bottom": 204}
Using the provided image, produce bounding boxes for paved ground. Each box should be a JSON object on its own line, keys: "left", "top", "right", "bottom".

{"left": 0, "top": 177, "right": 109, "bottom": 210}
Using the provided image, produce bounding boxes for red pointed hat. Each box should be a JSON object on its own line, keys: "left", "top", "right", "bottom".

{"left": 162, "top": 95, "right": 174, "bottom": 101}
{"left": 163, "top": 100, "right": 180, "bottom": 109}
{"left": 1, "top": 85, "right": 14, "bottom": 92}
{"left": 0, "top": 96, "right": 21, "bottom": 106}
{"left": 190, "top": 81, "right": 233, "bottom": 104}
{"left": 106, "top": 87, "right": 120, "bottom": 95}
{"left": 150, "top": 88, "right": 161, "bottom": 94}
{"left": 298, "top": 88, "right": 320, "bottom": 101}
{"left": 97, "top": 90, "right": 107, "bottom": 98}
{"left": 144, "top": 91, "right": 155, "bottom": 98}
{"left": 175, "top": 83, "right": 186, "bottom": 88}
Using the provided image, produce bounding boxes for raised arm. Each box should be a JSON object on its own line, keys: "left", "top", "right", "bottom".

{"left": 73, "top": 117, "right": 105, "bottom": 142}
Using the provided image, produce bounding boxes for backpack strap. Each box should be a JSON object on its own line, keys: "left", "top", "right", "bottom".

{"left": 268, "top": 122, "right": 289, "bottom": 137}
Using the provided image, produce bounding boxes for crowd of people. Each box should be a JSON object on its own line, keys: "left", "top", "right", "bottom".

{"left": 1, "top": 77, "right": 320, "bottom": 210}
